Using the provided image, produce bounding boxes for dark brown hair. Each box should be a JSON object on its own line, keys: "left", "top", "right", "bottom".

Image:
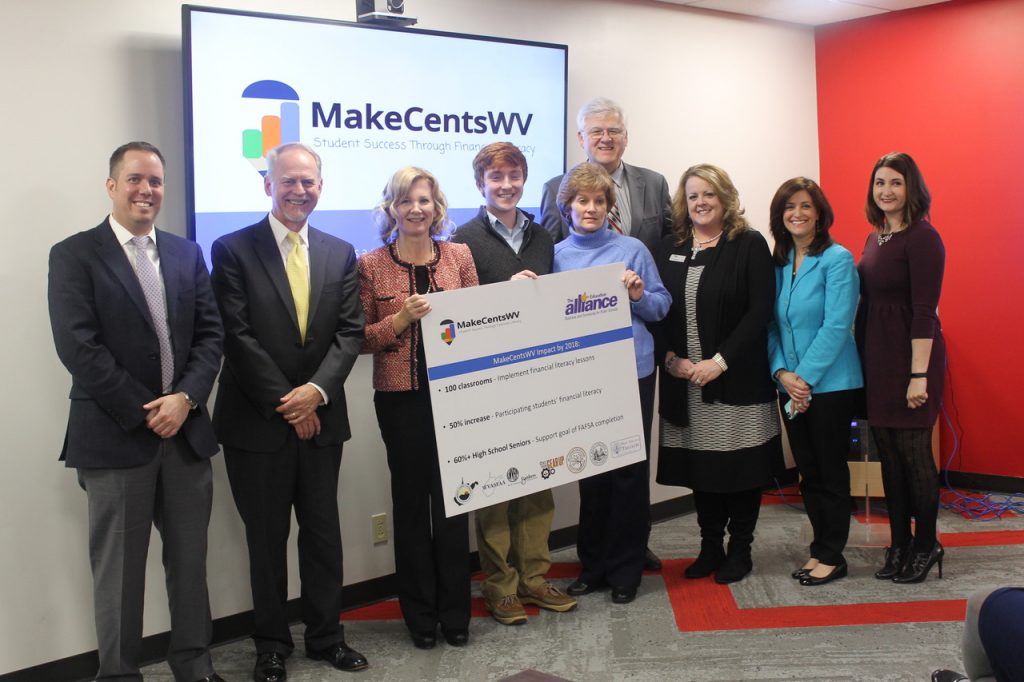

{"left": 865, "top": 151, "right": 931, "bottom": 230}
{"left": 769, "top": 177, "right": 834, "bottom": 265}
{"left": 109, "top": 141, "right": 165, "bottom": 178}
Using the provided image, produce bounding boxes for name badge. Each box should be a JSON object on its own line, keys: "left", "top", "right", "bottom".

{"left": 669, "top": 254, "right": 687, "bottom": 263}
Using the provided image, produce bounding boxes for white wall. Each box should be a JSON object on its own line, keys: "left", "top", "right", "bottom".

{"left": 0, "top": 0, "right": 817, "bottom": 674}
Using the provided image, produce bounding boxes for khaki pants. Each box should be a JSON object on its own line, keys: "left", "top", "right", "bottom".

{"left": 474, "top": 489, "right": 555, "bottom": 602}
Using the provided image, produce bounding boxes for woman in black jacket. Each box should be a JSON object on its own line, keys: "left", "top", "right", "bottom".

{"left": 655, "top": 163, "right": 783, "bottom": 584}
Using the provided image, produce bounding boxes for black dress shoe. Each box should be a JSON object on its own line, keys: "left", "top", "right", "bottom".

{"left": 644, "top": 547, "right": 663, "bottom": 571}
{"left": 931, "top": 670, "right": 968, "bottom": 682}
{"left": 410, "top": 630, "right": 437, "bottom": 650}
{"left": 307, "top": 641, "right": 369, "bottom": 672}
{"left": 441, "top": 627, "right": 469, "bottom": 646}
{"left": 799, "top": 561, "right": 848, "bottom": 586}
{"left": 195, "top": 675, "right": 227, "bottom": 682}
{"left": 254, "top": 652, "right": 286, "bottom": 682}
{"left": 566, "top": 577, "right": 607, "bottom": 596}
{"left": 611, "top": 586, "right": 637, "bottom": 604}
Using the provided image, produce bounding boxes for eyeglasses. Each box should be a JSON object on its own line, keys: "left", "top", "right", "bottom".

{"left": 584, "top": 127, "right": 625, "bottom": 140}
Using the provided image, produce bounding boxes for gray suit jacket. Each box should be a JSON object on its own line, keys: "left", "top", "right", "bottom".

{"left": 539, "top": 161, "right": 674, "bottom": 255}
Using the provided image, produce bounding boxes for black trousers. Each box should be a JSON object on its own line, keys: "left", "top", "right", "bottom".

{"left": 692, "top": 488, "right": 762, "bottom": 555}
{"left": 872, "top": 426, "right": 939, "bottom": 551}
{"left": 576, "top": 373, "right": 655, "bottom": 589}
{"left": 779, "top": 389, "right": 858, "bottom": 565}
{"left": 225, "top": 437, "right": 345, "bottom": 656}
{"left": 374, "top": 389, "right": 470, "bottom": 634}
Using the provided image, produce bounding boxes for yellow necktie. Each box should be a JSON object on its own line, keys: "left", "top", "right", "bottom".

{"left": 285, "top": 231, "right": 309, "bottom": 341}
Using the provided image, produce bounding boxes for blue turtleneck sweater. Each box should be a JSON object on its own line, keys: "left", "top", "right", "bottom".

{"left": 553, "top": 226, "right": 671, "bottom": 378}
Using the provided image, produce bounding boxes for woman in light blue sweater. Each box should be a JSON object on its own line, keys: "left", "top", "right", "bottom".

{"left": 547, "top": 162, "right": 670, "bottom": 604}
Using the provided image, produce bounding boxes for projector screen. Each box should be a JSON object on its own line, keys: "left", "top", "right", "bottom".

{"left": 183, "top": 5, "right": 568, "bottom": 260}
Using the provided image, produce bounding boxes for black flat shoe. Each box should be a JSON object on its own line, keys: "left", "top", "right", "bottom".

{"left": 791, "top": 559, "right": 817, "bottom": 579}
{"left": 799, "top": 562, "right": 848, "bottom": 586}
{"left": 611, "top": 586, "right": 637, "bottom": 604}
{"left": 307, "top": 641, "right": 369, "bottom": 671}
{"left": 254, "top": 651, "right": 286, "bottom": 682}
{"left": 931, "top": 670, "right": 968, "bottom": 682}
{"left": 409, "top": 631, "right": 437, "bottom": 649}
{"left": 566, "top": 577, "right": 607, "bottom": 596}
{"left": 893, "top": 542, "right": 944, "bottom": 583}
{"left": 441, "top": 627, "right": 469, "bottom": 646}
{"left": 875, "top": 544, "right": 910, "bottom": 580}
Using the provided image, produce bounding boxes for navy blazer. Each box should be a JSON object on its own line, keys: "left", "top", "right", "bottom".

{"left": 539, "top": 161, "right": 673, "bottom": 254}
{"left": 211, "top": 217, "right": 364, "bottom": 453}
{"left": 47, "top": 220, "right": 223, "bottom": 468}
{"left": 767, "top": 243, "right": 863, "bottom": 394}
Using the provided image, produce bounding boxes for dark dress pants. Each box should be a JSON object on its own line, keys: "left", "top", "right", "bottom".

{"left": 78, "top": 435, "right": 214, "bottom": 682}
{"left": 779, "top": 389, "right": 858, "bottom": 565}
{"left": 225, "top": 434, "right": 345, "bottom": 656}
{"left": 576, "top": 373, "right": 655, "bottom": 589}
{"left": 374, "top": 388, "right": 471, "bottom": 634}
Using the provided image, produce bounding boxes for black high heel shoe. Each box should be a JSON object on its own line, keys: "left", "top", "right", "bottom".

{"left": 874, "top": 543, "right": 910, "bottom": 580}
{"left": 893, "top": 542, "right": 944, "bottom": 583}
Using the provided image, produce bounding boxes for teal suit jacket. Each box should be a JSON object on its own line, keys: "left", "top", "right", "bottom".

{"left": 767, "top": 243, "right": 863, "bottom": 394}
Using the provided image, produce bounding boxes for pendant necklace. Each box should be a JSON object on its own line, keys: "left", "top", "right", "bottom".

{"left": 691, "top": 231, "right": 723, "bottom": 258}
{"left": 877, "top": 222, "right": 905, "bottom": 247}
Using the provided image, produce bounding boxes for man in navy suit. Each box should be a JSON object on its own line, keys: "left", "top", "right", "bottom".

{"left": 47, "top": 141, "right": 225, "bottom": 682}
{"left": 211, "top": 143, "right": 367, "bottom": 681}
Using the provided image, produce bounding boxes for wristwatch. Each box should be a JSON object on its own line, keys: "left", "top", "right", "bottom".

{"left": 181, "top": 392, "right": 198, "bottom": 410}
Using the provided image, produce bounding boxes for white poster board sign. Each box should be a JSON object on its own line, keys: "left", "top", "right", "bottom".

{"left": 422, "top": 263, "right": 646, "bottom": 517}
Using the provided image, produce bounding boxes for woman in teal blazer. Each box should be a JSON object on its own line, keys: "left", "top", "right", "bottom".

{"left": 767, "top": 177, "right": 863, "bottom": 586}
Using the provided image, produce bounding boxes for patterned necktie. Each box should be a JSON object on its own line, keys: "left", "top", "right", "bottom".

{"left": 607, "top": 202, "right": 624, "bottom": 234}
{"left": 130, "top": 235, "right": 173, "bottom": 392}
{"left": 285, "top": 231, "right": 309, "bottom": 341}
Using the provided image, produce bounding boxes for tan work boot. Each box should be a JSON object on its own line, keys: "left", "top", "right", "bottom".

{"left": 518, "top": 582, "right": 578, "bottom": 612}
{"left": 484, "top": 593, "right": 528, "bottom": 625}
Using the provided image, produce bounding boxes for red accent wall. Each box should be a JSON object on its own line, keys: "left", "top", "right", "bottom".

{"left": 815, "top": 0, "right": 1024, "bottom": 478}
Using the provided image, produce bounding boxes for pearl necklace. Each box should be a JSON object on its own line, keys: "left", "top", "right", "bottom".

{"left": 691, "top": 231, "right": 723, "bottom": 258}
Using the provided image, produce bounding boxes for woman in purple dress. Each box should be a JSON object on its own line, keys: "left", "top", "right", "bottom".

{"left": 856, "top": 152, "right": 946, "bottom": 583}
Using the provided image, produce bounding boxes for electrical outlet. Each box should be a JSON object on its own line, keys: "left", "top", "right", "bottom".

{"left": 371, "top": 513, "right": 388, "bottom": 544}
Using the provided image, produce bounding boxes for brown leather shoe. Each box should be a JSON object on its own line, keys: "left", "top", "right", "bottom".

{"left": 518, "top": 582, "right": 577, "bottom": 612}
{"left": 484, "top": 593, "right": 528, "bottom": 625}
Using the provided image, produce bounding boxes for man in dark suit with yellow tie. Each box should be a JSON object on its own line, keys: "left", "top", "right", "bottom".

{"left": 211, "top": 143, "right": 367, "bottom": 681}
{"left": 47, "top": 141, "right": 225, "bottom": 681}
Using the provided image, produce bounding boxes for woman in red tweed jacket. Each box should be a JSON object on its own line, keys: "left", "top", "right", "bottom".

{"left": 358, "top": 167, "right": 478, "bottom": 650}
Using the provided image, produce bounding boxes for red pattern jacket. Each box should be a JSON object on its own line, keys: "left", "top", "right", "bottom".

{"left": 358, "top": 240, "right": 478, "bottom": 391}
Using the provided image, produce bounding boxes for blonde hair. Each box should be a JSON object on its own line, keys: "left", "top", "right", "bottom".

{"left": 671, "top": 163, "right": 750, "bottom": 245}
{"left": 373, "top": 166, "right": 450, "bottom": 243}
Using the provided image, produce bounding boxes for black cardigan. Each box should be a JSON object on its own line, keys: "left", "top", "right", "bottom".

{"left": 654, "top": 229, "right": 776, "bottom": 428}
{"left": 451, "top": 207, "right": 553, "bottom": 285}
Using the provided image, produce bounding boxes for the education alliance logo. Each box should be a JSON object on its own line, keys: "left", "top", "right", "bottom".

{"left": 564, "top": 291, "right": 619, "bottom": 318}
{"left": 240, "top": 80, "right": 301, "bottom": 177}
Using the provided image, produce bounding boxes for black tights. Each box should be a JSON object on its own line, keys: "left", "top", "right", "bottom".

{"left": 872, "top": 427, "right": 939, "bottom": 551}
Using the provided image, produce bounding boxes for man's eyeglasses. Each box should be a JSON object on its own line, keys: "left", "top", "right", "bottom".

{"left": 584, "top": 127, "right": 625, "bottom": 140}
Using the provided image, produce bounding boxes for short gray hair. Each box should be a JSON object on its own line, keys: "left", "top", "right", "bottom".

{"left": 576, "top": 97, "right": 627, "bottom": 133}
{"left": 266, "top": 142, "right": 322, "bottom": 177}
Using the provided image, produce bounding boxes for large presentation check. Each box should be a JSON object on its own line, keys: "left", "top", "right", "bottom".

{"left": 422, "top": 263, "right": 647, "bottom": 517}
